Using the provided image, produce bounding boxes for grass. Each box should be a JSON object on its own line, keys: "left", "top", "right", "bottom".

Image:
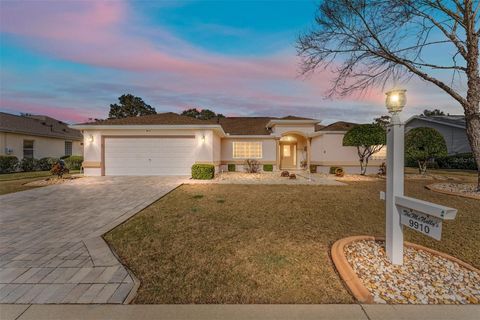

{"left": 0, "top": 170, "right": 80, "bottom": 195}
{"left": 105, "top": 172, "right": 479, "bottom": 304}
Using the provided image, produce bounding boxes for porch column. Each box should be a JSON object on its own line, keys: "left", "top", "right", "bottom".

{"left": 307, "top": 138, "right": 311, "bottom": 171}
{"left": 275, "top": 138, "right": 280, "bottom": 170}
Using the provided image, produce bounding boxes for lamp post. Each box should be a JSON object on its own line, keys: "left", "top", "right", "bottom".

{"left": 385, "top": 89, "right": 406, "bottom": 265}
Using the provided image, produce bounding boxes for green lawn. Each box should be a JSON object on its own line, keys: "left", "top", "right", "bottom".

{"left": 0, "top": 170, "right": 80, "bottom": 195}
{"left": 105, "top": 171, "right": 479, "bottom": 304}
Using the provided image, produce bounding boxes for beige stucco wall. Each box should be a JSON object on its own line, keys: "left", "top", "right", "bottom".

{"left": 272, "top": 124, "right": 316, "bottom": 136}
{"left": 82, "top": 129, "right": 216, "bottom": 176}
{"left": 311, "top": 132, "right": 385, "bottom": 173}
{"left": 0, "top": 132, "right": 82, "bottom": 159}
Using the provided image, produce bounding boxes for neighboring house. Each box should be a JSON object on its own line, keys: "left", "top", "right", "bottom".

{"left": 71, "top": 113, "right": 385, "bottom": 176}
{"left": 405, "top": 115, "right": 471, "bottom": 155}
{"left": 0, "top": 112, "right": 83, "bottom": 159}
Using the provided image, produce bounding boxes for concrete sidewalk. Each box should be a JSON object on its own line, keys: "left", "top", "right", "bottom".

{"left": 1, "top": 304, "right": 479, "bottom": 320}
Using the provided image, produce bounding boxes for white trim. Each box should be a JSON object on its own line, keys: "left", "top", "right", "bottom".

{"left": 266, "top": 119, "right": 320, "bottom": 128}
{"left": 224, "top": 134, "right": 275, "bottom": 139}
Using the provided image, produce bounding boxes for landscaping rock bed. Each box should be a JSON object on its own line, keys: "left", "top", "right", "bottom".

{"left": 427, "top": 182, "right": 480, "bottom": 200}
{"left": 190, "top": 172, "right": 344, "bottom": 185}
{"left": 345, "top": 240, "right": 480, "bottom": 304}
{"left": 24, "top": 176, "right": 81, "bottom": 187}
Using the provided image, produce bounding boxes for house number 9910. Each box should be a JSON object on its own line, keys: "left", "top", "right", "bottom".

{"left": 408, "top": 219, "right": 430, "bottom": 234}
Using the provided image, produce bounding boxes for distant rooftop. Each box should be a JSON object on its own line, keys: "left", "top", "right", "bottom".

{"left": 0, "top": 112, "right": 82, "bottom": 140}
{"left": 409, "top": 115, "right": 466, "bottom": 129}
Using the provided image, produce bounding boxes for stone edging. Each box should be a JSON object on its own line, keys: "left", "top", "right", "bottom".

{"left": 425, "top": 184, "right": 480, "bottom": 200}
{"left": 331, "top": 235, "right": 480, "bottom": 304}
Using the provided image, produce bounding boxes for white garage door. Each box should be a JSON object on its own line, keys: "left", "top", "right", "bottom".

{"left": 104, "top": 137, "right": 196, "bottom": 176}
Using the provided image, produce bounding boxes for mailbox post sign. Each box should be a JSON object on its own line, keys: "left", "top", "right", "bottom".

{"left": 384, "top": 89, "right": 457, "bottom": 265}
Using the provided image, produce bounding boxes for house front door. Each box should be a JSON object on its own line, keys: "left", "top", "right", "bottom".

{"left": 280, "top": 143, "right": 296, "bottom": 169}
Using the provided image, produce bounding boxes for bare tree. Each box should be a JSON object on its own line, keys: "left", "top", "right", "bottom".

{"left": 297, "top": 0, "right": 480, "bottom": 190}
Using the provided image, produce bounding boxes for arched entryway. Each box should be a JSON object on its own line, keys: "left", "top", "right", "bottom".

{"left": 277, "top": 132, "right": 310, "bottom": 170}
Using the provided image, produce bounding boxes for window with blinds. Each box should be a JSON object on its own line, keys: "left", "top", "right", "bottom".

{"left": 65, "top": 141, "right": 73, "bottom": 156}
{"left": 232, "top": 142, "right": 262, "bottom": 159}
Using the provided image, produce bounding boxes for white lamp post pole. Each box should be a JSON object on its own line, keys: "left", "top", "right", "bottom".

{"left": 385, "top": 90, "right": 406, "bottom": 265}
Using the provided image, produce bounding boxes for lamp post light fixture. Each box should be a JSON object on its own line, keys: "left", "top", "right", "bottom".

{"left": 385, "top": 89, "right": 406, "bottom": 265}
{"left": 385, "top": 89, "right": 407, "bottom": 114}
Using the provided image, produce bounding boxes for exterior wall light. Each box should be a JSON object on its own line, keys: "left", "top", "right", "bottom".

{"left": 88, "top": 135, "right": 94, "bottom": 142}
{"left": 201, "top": 134, "right": 206, "bottom": 141}
{"left": 385, "top": 89, "right": 407, "bottom": 114}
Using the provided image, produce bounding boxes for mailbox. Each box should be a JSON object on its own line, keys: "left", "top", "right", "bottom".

{"left": 395, "top": 196, "right": 457, "bottom": 220}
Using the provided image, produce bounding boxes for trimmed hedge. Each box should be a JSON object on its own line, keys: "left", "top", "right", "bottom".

{"left": 436, "top": 153, "right": 477, "bottom": 170}
{"left": 263, "top": 164, "right": 273, "bottom": 172}
{"left": 64, "top": 156, "right": 83, "bottom": 170}
{"left": 228, "top": 164, "right": 236, "bottom": 172}
{"left": 18, "top": 158, "right": 39, "bottom": 172}
{"left": 37, "top": 157, "right": 60, "bottom": 171}
{"left": 0, "top": 155, "right": 19, "bottom": 173}
{"left": 192, "top": 164, "right": 215, "bottom": 180}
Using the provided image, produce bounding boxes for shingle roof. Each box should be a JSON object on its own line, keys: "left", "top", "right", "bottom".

{"left": 318, "top": 121, "right": 359, "bottom": 132}
{"left": 0, "top": 112, "right": 82, "bottom": 140}
{"left": 412, "top": 115, "right": 466, "bottom": 128}
{"left": 218, "top": 117, "right": 274, "bottom": 135}
{"left": 76, "top": 113, "right": 322, "bottom": 135}
{"left": 280, "top": 115, "right": 316, "bottom": 120}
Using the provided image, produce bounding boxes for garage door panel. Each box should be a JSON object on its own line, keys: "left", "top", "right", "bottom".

{"left": 104, "top": 137, "right": 196, "bottom": 176}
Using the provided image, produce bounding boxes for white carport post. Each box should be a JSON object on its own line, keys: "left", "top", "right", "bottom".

{"left": 385, "top": 89, "right": 407, "bottom": 265}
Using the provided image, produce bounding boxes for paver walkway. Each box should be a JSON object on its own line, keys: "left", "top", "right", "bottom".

{"left": 0, "top": 176, "right": 185, "bottom": 304}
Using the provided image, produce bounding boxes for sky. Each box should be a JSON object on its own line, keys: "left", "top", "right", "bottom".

{"left": 0, "top": 0, "right": 466, "bottom": 124}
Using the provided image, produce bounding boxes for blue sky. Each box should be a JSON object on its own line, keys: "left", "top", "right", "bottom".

{"left": 0, "top": 0, "right": 463, "bottom": 124}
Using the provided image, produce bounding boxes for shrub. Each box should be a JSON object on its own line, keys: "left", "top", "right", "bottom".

{"left": 378, "top": 162, "right": 386, "bottom": 175}
{"left": 244, "top": 159, "right": 260, "bottom": 173}
{"left": 310, "top": 164, "right": 317, "bottom": 173}
{"left": 289, "top": 173, "right": 296, "bottom": 179}
{"left": 18, "top": 158, "right": 39, "bottom": 172}
{"left": 343, "top": 124, "right": 386, "bottom": 175}
{"left": 436, "top": 153, "right": 477, "bottom": 170}
{"left": 335, "top": 167, "right": 345, "bottom": 177}
{"left": 263, "top": 164, "right": 273, "bottom": 172}
{"left": 405, "top": 127, "right": 447, "bottom": 174}
{"left": 191, "top": 164, "right": 215, "bottom": 180}
{"left": 60, "top": 155, "right": 70, "bottom": 160}
{"left": 37, "top": 157, "right": 60, "bottom": 171}
{"left": 281, "top": 170, "right": 290, "bottom": 177}
{"left": 64, "top": 156, "right": 83, "bottom": 170}
{"left": 0, "top": 155, "right": 19, "bottom": 173}
{"left": 228, "top": 164, "right": 236, "bottom": 172}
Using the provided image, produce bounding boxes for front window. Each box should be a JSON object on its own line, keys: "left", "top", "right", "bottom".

{"left": 23, "top": 140, "right": 34, "bottom": 159}
{"left": 233, "top": 141, "right": 262, "bottom": 159}
{"left": 65, "top": 141, "right": 73, "bottom": 156}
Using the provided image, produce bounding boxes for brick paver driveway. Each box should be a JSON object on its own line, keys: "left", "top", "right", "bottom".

{"left": 0, "top": 176, "right": 185, "bottom": 304}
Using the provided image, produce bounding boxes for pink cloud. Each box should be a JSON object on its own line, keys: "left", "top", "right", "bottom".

{"left": 0, "top": 98, "right": 102, "bottom": 123}
{"left": 0, "top": 0, "right": 298, "bottom": 79}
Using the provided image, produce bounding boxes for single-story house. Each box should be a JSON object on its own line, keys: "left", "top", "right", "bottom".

{"left": 405, "top": 115, "right": 471, "bottom": 155}
{"left": 0, "top": 112, "right": 83, "bottom": 159}
{"left": 71, "top": 113, "right": 385, "bottom": 176}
